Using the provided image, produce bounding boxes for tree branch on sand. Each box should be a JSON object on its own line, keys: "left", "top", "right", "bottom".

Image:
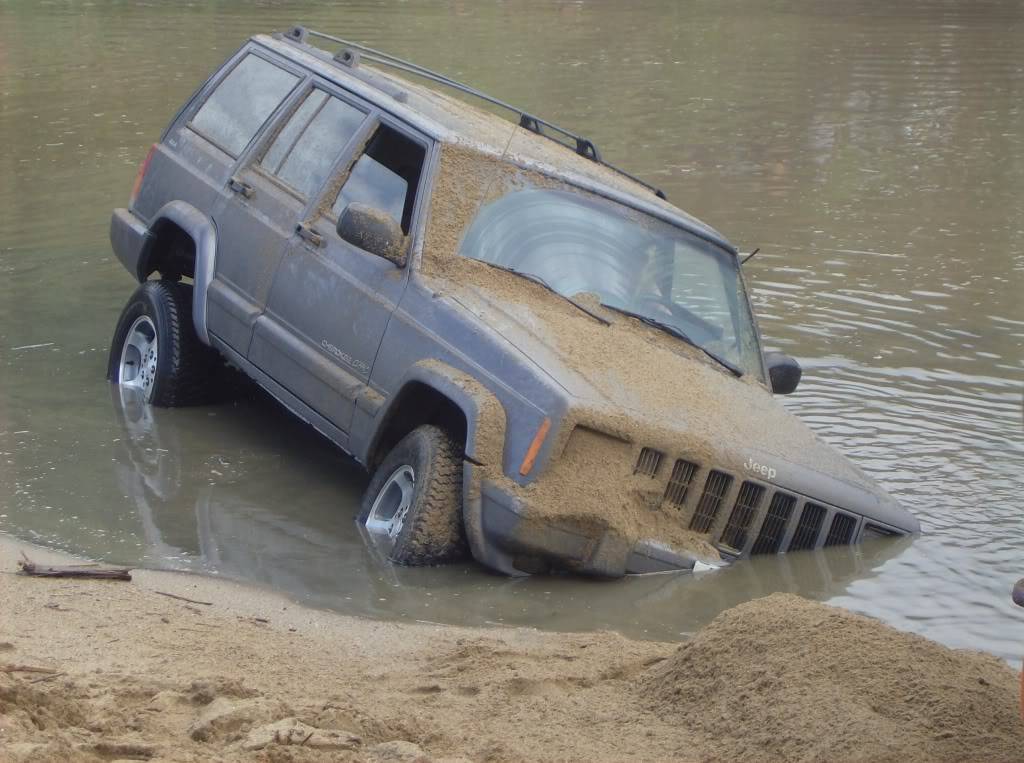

{"left": 17, "top": 552, "right": 131, "bottom": 581}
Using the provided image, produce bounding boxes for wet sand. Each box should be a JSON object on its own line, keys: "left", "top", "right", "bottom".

{"left": 1, "top": 534, "right": 1021, "bottom": 763}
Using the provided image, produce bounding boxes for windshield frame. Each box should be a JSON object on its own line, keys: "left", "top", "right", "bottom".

{"left": 455, "top": 181, "right": 769, "bottom": 382}
{"left": 733, "top": 253, "right": 769, "bottom": 383}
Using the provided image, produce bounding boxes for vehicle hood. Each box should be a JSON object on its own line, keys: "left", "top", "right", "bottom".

{"left": 446, "top": 278, "right": 901, "bottom": 513}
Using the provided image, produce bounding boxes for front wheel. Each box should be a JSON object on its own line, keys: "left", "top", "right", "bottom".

{"left": 107, "top": 280, "right": 218, "bottom": 407}
{"left": 359, "top": 425, "right": 467, "bottom": 566}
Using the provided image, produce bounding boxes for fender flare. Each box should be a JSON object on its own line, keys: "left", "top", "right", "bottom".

{"left": 139, "top": 201, "right": 217, "bottom": 346}
{"left": 362, "top": 360, "right": 509, "bottom": 570}
{"left": 363, "top": 359, "right": 507, "bottom": 468}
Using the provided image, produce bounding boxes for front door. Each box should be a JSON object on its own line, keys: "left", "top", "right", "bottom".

{"left": 251, "top": 118, "right": 429, "bottom": 433}
{"left": 208, "top": 81, "right": 370, "bottom": 356}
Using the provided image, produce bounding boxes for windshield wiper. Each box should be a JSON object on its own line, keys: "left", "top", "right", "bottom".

{"left": 600, "top": 304, "right": 743, "bottom": 377}
{"left": 480, "top": 262, "right": 611, "bottom": 326}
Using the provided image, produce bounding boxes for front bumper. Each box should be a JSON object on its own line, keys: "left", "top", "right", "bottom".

{"left": 110, "top": 208, "right": 150, "bottom": 282}
{"left": 463, "top": 464, "right": 719, "bottom": 577}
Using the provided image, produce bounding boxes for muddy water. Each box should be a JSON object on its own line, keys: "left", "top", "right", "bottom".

{"left": 0, "top": 2, "right": 1021, "bottom": 658}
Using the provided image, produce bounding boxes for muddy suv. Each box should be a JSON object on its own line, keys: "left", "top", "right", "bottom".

{"left": 107, "top": 26, "right": 920, "bottom": 577}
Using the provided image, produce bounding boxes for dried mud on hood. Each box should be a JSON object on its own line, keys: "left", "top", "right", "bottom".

{"left": 420, "top": 143, "right": 876, "bottom": 493}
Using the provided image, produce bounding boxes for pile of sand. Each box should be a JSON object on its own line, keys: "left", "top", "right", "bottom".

{"left": 2, "top": 537, "right": 1022, "bottom": 762}
{"left": 645, "top": 593, "right": 1024, "bottom": 762}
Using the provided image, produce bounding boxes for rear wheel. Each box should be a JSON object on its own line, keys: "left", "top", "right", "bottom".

{"left": 359, "top": 425, "right": 467, "bottom": 565}
{"left": 108, "top": 280, "right": 218, "bottom": 406}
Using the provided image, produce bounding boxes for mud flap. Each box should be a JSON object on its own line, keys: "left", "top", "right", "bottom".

{"left": 462, "top": 463, "right": 526, "bottom": 576}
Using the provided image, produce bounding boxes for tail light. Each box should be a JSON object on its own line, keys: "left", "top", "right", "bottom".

{"left": 129, "top": 143, "right": 157, "bottom": 207}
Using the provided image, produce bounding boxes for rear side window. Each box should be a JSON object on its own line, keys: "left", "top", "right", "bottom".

{"left": 190, "top": 54, "right": 299, "bottom": 157}
{"left": 261, "top": 90, "right": 367, "bottom": 199}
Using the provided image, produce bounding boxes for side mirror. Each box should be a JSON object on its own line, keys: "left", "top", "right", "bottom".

{"left": 764, "top": 351, "right": 801, "bottom": 395}
{"left": 336, "top": 202, "right": 406, "bottom": 267}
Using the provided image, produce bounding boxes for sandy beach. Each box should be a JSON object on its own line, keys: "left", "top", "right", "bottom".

{"left": 1, "top": 534, "right": 1021, "bottom": 763}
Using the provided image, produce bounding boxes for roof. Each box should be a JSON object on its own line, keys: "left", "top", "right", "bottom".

{"left": 254, "top": 33, "right": 735, "bottom": 253}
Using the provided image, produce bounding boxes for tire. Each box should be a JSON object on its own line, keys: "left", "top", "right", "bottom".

{"left": 107, "top": 280, "right": 218, "bottom": 407}
{"left": 359, "top": 425, "right": 467, "bottom": 566}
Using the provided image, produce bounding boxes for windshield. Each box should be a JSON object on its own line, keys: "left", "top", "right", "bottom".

{"left": 458, "top": 188, "right": 764, "bottom": 378}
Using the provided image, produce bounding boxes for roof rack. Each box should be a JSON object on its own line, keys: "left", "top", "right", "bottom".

{"left": 282, "top": 26, "right": 666, "bottom": 201}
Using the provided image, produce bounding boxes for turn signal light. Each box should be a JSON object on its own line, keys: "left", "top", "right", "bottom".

{"left": 519, "top": 418, "right": 551, "bottom": 476}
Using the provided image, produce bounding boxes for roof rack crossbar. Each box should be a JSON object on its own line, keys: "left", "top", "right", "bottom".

{"left": 290, "top": 27, "right": 666, "bottom": 200}
{"left": 305, "top": 31, "right": 588, "bottom": 148}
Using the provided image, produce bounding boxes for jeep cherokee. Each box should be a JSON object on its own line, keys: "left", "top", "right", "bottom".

{"left": 107, "top": 26, "right": 920, "bottom": 577}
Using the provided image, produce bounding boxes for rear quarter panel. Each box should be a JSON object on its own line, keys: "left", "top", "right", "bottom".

{"left": 130, "top": 46, "right": 256, "bottom": 225}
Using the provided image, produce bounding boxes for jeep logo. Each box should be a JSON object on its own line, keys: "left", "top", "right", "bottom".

{"left": 743, "top": 458, "right": 776, "bottom": 481}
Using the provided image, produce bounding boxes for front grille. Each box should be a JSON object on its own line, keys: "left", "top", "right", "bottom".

{"left": 719, "top": 482, "right": 766, "bottom": 551}
{"left": 664, "top": 460, "right": 698, "bottom": 507}
{"left": 824, "top": 512, "right": 857, "bottom": 547}
{"left": 750, "top": 492, "right": 796, "bottom": 555}
{"left": 789, "top": 502, "right": 826, "bottom": 551}
{"left": 634, "top": 447, "right": 663, "bottom": 477}
{"left": 638, "top": 447, "right": 876, "bottom": 555}
{"left": 689, "top": 471, "right": 733, "bottom": 533}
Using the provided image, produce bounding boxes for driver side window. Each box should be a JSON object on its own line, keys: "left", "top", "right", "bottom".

{"left": 331, "top": 124, "right": 426, "bottom": 236}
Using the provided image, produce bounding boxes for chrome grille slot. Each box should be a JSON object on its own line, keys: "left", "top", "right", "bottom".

{"left": 689, "top": 470, "right": 733, "bottom": 533}
{"left": 789, "top": 502, "right": 826, "bottom": 551}
{"left": 634, "top": 447, "right": 663, "bottom": 477}
{"left": 824, "top": 512, "right": 857, "bottom": 547}
{"left": 719, "top": 482, "right": 766, "bottom": 551}
{"left": 750, "top": 492, "right": 796, "bottom": 555}
{"left": 664, "top": 460, "right": 698, "bottom": 507}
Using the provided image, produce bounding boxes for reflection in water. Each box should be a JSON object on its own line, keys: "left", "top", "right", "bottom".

{"left": 108, "top": 383, "right": 906, "bottom": 640}
{"left": 0, "top": 1, "right": 1020, "bottom": 658}
{"left": 110, "top": 383, "right": 373, "bottom": 586}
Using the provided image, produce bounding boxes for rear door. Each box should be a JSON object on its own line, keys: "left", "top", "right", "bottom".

{"left": 163, "top": 50, "right": 303, "bottom": 354}
{"left": 207, "top": 67, "right": 371, "bottom": 356}
{"left": 250, "top": 118, "right": 430, "bottom": 433}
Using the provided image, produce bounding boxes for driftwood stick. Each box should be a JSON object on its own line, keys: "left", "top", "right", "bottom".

{"left": 17, "top": 553, "right": 131, "bottom": 581}
{"left": 153, "top": 591, "right": 213, "bottom": 606}
{"left": 30, "top": 671, "right": 65, "bottom": 684}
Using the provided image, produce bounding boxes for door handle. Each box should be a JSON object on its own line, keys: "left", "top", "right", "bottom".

{"left": 296, "top": 222, "right": 323, "bottom": 248}
{"left": 227, "top": 176, "right": 254, "bottom": 198}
